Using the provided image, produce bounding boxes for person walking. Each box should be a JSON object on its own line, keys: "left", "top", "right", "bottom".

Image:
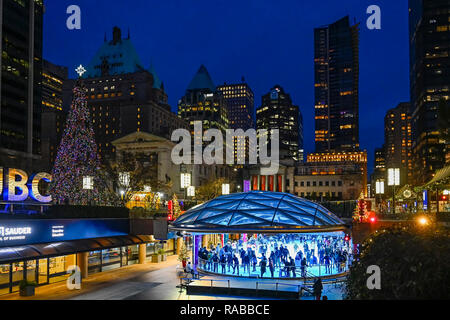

{"left": 313, "top": 278, "right": 323, "bottom": 300}
{"left": 260, "top": 257, "right": 267, "bottom": 278}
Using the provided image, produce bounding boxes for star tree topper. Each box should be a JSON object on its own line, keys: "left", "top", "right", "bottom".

{"left": 75, "top": 64, "right": 87, "bottom": 77}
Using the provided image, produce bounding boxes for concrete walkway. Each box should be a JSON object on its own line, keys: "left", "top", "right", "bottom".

{"left": 1, "top": 255, "right": 345, "bottom": 300}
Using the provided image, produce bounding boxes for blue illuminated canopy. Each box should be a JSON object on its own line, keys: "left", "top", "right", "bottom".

{"left": 171, "top": 191, "right": 346, "bottom": 233}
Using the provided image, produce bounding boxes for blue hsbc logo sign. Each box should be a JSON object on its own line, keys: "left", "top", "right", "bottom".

{"left": 0, "top": 168, "right": 52, "bottom": 203}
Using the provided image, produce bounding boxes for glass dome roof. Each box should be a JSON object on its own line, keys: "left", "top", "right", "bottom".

{"left": 171, "top": 191, "right": 345, "bottom": 232}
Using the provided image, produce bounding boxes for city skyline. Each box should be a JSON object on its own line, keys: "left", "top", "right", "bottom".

{"left": 43, "top": 0, "right": 411, "bottom": 174}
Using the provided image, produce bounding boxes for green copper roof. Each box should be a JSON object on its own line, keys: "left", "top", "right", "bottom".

{"left": 149, "top": 62, "right": 162, "bottom": 89}
{"left": 83, "top": 28, "right": 163, "bottom": 89}
{"left": 187, "top": 65, "right": 215, "bottom": 92}
{"left": 84, "top": 38, "right": 144, "bottom": 78}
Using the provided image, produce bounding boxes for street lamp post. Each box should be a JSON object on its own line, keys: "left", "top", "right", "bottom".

{"left": 388, "top": 168, "right": 400, "bottom": 214}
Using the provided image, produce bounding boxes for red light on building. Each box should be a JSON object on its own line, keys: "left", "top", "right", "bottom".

{"left": 344, "top": 234, "right": 351, "bottom": 242}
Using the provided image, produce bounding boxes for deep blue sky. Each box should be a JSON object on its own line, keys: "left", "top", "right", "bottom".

{"left": 43, "top": 0, "right": 411, "bottom": 174}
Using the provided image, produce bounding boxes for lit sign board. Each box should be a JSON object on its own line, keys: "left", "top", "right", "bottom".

{"left": 0, "top": 168, "right": 52, "bottom": 203}
{"left": 0, "top": 219, "right": 129, "bottom": 247}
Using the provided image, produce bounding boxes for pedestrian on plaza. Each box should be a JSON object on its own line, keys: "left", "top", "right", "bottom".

{"left": 313, "top": 278, "right": 323, "bottom": 300}
{"left": 186, "top": 262, "right": 194, "bottom": 277}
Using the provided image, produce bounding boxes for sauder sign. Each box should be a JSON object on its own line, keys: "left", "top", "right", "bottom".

{"left": 0, "top": 168, "right": 52, "bottom": 203}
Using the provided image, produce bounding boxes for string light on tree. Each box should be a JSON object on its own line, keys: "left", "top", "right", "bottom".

{"left": 49, "top": 80, "right": 117, "bottom": 206}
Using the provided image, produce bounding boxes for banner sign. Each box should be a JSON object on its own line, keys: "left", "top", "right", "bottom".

{"left": 0, "top": 219, "right": 129, "bottom": 247}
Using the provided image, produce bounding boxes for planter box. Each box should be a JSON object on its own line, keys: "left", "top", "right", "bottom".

{"left": 19, "top": 286, "right": 35, "bottom": 297}
{"left": 151, "top": 255, "right": 162, "bottom": 263}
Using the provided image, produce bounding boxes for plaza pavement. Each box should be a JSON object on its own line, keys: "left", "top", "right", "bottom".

{"left": 0, "top": 255, "right": 345, "bottom": 300}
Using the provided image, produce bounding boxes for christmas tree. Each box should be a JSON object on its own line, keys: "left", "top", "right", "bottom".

{"left": 50, "top": 80, "right": 114, "bottom": 206}
{"left": 172, "top": 193, "right": 182, "bottom": 219}
{"left": 353, "top": 192, "right": 369, "bottom": 223}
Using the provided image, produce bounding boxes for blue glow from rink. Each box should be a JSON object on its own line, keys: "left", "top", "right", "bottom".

{"left": 195, "top": 232, "right": 353, "bottom": 279}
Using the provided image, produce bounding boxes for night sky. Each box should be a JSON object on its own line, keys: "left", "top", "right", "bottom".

{"left": 43, "top": 0, "right": 411, "bottom": 174}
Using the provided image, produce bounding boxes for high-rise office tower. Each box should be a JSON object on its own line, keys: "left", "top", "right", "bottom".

{"left": 409, "top": 0, "right": 449, "bottom": 184}
{"left": 384, "top": 103, "right": 413, "bottom": 185}
{"left": 41, "top": 60, "right": 68, "bottom": 170}
{"left": 217, "top": 80, "right": 255, "bottom": 163}
{"left": 178, "top": 65, "right": 229, "bottom": 134}
{"left": 314, "top": 16, "right": 360, "bottom": 153}
{"left": 63, "top": 27, "right": 188, "bottom": 161}
{"left": 0, "top": 0, "right": 44, "bottom": 170}
{"left": 256, "top": 85, "right": 303, "bottom": 162}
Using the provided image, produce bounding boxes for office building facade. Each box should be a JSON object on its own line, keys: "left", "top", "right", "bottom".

{"left": 217, "top": 81, "right": 255, "bottom": 163}
{"left": 384, "top": 103, "right": 413, "bottom": 185}
{"left": 256, "top": 85, "right": 303, "bottom": 162}
{"left": 41, "top": 60, "right": 68, "bottom": 170}
{"left": 409, "top": 0, "right": 450, "bottom": 184}
{"left": 0, "top": 0, "right": 44, "bottom": 170}
{"left": 178, "top": 65, "right": 229, "bottom": 134}
{"left": 314, "top": 16, "right": 360, "bottom": 153}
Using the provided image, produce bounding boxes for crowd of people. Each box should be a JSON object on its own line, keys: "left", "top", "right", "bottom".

{"left": 197, "top": 233, "right": 352, "bottom": 278}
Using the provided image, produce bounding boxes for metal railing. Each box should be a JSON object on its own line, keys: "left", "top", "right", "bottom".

{"left": 181, "top": 276, "right": 309, "bottom": 296}
{"left": 196, "top": 257, "right": 350, "bottom": 280}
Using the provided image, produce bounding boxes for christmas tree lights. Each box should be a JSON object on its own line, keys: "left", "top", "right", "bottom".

{"left": 50, "top": 80, "right": 117, "bottom": 206}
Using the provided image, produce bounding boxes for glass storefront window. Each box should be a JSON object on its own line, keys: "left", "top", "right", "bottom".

{"left": 164, "top": 240, "right": 175, "bottom": 255}
{"left": 127, "top": 245, "right": 139, "bottom": 265}
{"left": 49, "top": 255, "right": 76, "bottom": 284}
{"left": 121, "top": 247, "right": 128, "bottom": 266}
{"left": 146, "top": 243, "right": 155, "bottom": 257}
{"left": 102, "top": 248, "right": 121, "bottom": 272}
{"left": 26, "top": 260, "right": 37, "bottom": 283}
{"left": 0, "top": 264, "right": 10, "bottom": 295}
{"left": 88, "top": 251, "right": 102, "bottom": 274}
{"left": 11, "top": 262, "right": 24, "bottom": 292}
{"left": 38, "top": 259, "right": 48, "bottom": 285}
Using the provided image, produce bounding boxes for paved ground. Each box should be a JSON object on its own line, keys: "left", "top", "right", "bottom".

{"left": 1, "top": 255, "right": 345, "bottom": 300}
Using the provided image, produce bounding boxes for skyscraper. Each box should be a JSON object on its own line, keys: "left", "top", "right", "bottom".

{"left": 0, "top": 0, "right": 44, "bottom": 170}
{"left": 41, "top": 60, "right": 68, "bottom": 170}
{"left": 314, "top": 16, "right": 360, "bottom": 153}
{"left": 409, "top": 0, "right": 449, "bottom": 184}
{"left": 256, "top": 85, "right": 303, "bottom": 162}
{"left": 217, "top": 80, "right": 255, "bottom": 163}
{"left": 384, "top": 103, "right": 413, "bottom": 185}
{"left": 178, "top": 65, "right": 229, "bottom": 134}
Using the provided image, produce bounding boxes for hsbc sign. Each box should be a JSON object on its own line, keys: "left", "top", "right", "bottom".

{"left": 0, "top": 168, "right": 52, "bottom": 203}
